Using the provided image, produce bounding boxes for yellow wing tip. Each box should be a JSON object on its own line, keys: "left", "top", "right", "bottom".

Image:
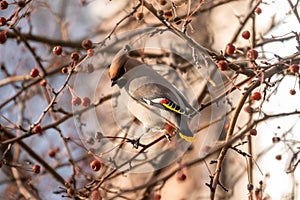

{"left": 179, "top": 132, "right": 196, "bottom": 142}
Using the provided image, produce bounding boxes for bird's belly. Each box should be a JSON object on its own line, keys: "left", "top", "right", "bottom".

{"left": 127, "top": 99, "right": 165, "bottom": 129}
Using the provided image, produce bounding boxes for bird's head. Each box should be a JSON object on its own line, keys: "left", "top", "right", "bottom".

{"left": 109, "top": 53, "right": 142, "bottom": 86}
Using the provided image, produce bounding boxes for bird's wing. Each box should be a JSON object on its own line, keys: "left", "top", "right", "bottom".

{"left": 131, "top": 83, "right": 191, "bottom": 117}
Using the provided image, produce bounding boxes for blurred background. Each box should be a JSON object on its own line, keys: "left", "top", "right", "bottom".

{"left": 0, "top": 0, "right": 300, "bottom": 199}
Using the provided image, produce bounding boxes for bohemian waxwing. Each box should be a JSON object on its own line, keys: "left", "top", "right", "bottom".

{"left": 109, "top": 52, "right": 196, "bottom": 142}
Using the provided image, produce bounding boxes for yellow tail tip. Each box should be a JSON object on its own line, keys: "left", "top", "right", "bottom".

{"left": 179, "top": 132, "right": 196, "bottom": 142}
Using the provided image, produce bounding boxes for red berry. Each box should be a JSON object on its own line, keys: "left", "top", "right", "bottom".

{"left": 32, "top": 165, "right": 40, "bottom": 174}
{"left": 61, "top": 67, "right": 68, "bottom": 74}
{"left": 164, "top": 10, "right": 173, "bottom": 18}
{"left": 217, "top": 60, "right": 228, "bottom": 71}
{"left": 0, "top": 17, "right": 6, "bottom": 26}
{"left": 255, "top": 7, "right": 262, "bottom": 15}
{"left": 81, "top": 39, "right": 93, "bottom": 50}
{"left": 275, "top": 154, "right": 282, "bottom": 160}
{"left": 70, "top": 52, "right": 80, "bottom": 62}
{"left": 290, "top": 89, "right": 296, "bottom": 95}
{"left": 87, "top": 49, "right": 94, "bottom": 57}
{"left": 48, "top": 150, "right": 56, "bottom": 158}
{"left": 33, "top": 125, "right": 42, "bottom": 134}
{"left": 0, "top": 31, "right": 7, "bottom": 44}
{"left": 17, "top": 0, "right": 26, "bottom": 8}
{"left": 40, "top": 79, "right": 47, "bottom": 87}
{"left": 164, "top": 123, "right": 176, "bottom": 133}
{"left": 0, "top": 1, "right": 8, "bottom": 10}
{"left": 247, "top": 49, "right": 259, "bottom": 60}
{"left": 136, "top": 12, "right": 144, "bottom": 21}
{"left": 30, "top": 68, "right": 39, "bottom": 78}
{"left": 249, "top": 129, "right": 257, "bottom": 136}
{"left": 176, "top": 171, "right": 187, "bottom": 181}
{"left": 251, "top": 92, "right": 262, "bottom": 101}
{"left": 153, "top": 193, "right": 162, "bottom": 200}
{"left": 90, "top": 160, "right": 101, "bottom": 171}
{"left": 82, "top": 97, "right": 91, "bottom": 107}
{"left": 159, "top": 0, "right": 167, "bottom": 5}
{"left": 72, "top": 97, "right": 82, "bottom": 106}
{"left": 225, "top": 43, "right": 235, "bottom": 55}
{"left": 52, "top": 46, "right": 63, "bottom": 56}
{"left": 242, "top": 30, "right": 251, "bottom": 40}
{"left": 247, "top": 183, "right": 254, "bottom": 191}
{"left": 289, "top": 64, "right": 299, "bottom": 73}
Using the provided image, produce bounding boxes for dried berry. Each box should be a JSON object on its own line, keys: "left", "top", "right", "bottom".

{"left": 255, "top": 7, "right": 262, "bottom": 15}
{"left": 87, "top": 49, "right": 94, "bottom": 57}
{"left": 225, "top": 43, "right": 235, "bottom": 55}
{"left": 70, "top": 52, "right": 80, "bottom": 62}
{"left": 217, "top": 60, "right": 228, "bottom": 71}
{"left": 0, "top": 1, "right": 8, "bottom": 10}
{"left": 159, "top": 0, "right": 167, "bottom": 6}
{"left": 251, "top": 92, "right": 262, "bottom": 101}
{"left": 0, "top": 31, "right": 7, "bottom": 44}
{"left": 249, "top": 129, "right": 257, "bottom": 136}
{"left": 90, "top": 160, "right": 101, "bottom": 171}
{"left": 30, "top": 68, "right": 39, "bottom": 78}
{"left": 136, "top": 12, "right": 144, "bottom": 21}
{"left": 272, "top": 136, "right": 280, "bottom": 143}
{"left": 72, "top": 97, "right": 82, "bottom": 106}
{"left": 0, "top": 17, "right": 6, "bottom": 26}
{"left": 247, "top": 49, "right": 259, "bottom": 61}
{"left": 153, "top": 193, "right": 162, "bottom": 200}
{"left": 33, "top": 125, "right": 42, "bottom": 134}
{"left": 81, "top": 39, "right": 93, "bottom": 50}
{"left": 61, "top": 67, "right": 68, "bottom": 74}
{"left": 48, "top": 150, "right": 56, "bottom": 158}
{"left": 82, "top": 97, "right": 91, "bottom": 107}
{"left": 290, "top": 89, "right": 296, "bottom": 95}
{"left": 176, "top": 171, "right": 187, "bottom": 181}
{"left": 53, "top": 46, "right": 63, "bottom": 56}
{"left": 17, "top": 0, "right": 26, "bottom": 8}
{"left": 164, "top": 10, "right": 173, "bottom": 18}
{"left": 275, "top": 154, "right": 282, "bottom": 160}
{"left": 247, "top": 183, "right": 254, "bottom": 191}
{"left": 32, "top": 165, "right": 40, "bottom": 174}
{"left": 289, "top": 64, "right": 299, "bottom": 73}
{"left": 40, "top": 79, "right": 47, "bottom": 87}
{"left": 242, "top": 30, "right": 251, "bottom": 40}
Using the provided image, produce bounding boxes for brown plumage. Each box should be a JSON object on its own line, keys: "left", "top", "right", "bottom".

{"left": 109, "top": 52, "right": 196, "bottom": 142}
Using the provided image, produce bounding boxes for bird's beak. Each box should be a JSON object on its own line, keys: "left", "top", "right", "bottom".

{"left": 111, "top": 80, "right": 117, "bottom": 87}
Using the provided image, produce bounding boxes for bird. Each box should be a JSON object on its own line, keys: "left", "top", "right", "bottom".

{"left": 108, "top": 50, "right": 196, "bottom": 143}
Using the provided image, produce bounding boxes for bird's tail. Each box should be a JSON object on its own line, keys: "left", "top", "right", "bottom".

{"left": 165, "top": 118, "right": 196, "bottom": 142}
{"left": 178, "top": 130, "right": 196, "bottom": 142}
